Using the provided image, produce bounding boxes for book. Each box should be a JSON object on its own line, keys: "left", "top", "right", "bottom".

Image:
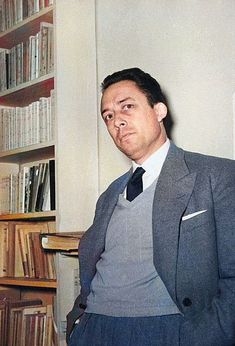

{"left": 0, "top": 48, "right": 9, "bottom": 91}
{"left": 29, "top": 164, "right": 40, "bottom": 212}
{"left": 35, "top": 162, "right": 48, "bottom": 212}
{"left": 18, "top": 166, "right": 30, "bottom": 213}
{"left": 5, "top": 222, "right": 15, "bottom": 277}
{"left": 40, "top": 232, "right": 84, "bottom": 252}
{"left": 39, "top": 22, "right": 54, "bottom": 76}
{"left": 49, "top": 159, "right": 55, "bottom": 210}
{"left": 0, "top": 222, "right": 8, "bottom": 276}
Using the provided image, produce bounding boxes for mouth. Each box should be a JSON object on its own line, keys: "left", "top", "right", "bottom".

{"left": 119, "top": 132, "right": 134, "bottom": 142}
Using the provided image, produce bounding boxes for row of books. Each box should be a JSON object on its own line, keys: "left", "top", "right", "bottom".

{"left": 0, "top": 292, "right": 57, "bottom": 346}
{"left": 0, "top": 90, "right": 55, "bottom": 151}
{"left": 0, "top": 221, "right": 56, "bottom": 279}
{"left": 0, "top": 22, "right": 54, "bottom": 91}
{"left": 0, "top": 0, "right": 54, "bottom": 33}
{"left": 0, "top": 159, "right": 55, "bottom": 215}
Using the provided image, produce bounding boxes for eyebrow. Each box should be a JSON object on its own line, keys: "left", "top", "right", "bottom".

{"left": 101, "top": 97, "right": 135, "bottom": 116}
{"left": 118, "top": 97, "right": 135, "bottom": 104}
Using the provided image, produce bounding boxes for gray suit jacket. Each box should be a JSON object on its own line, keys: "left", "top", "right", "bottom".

{"left": 67, "top": 142, "right": 235, "bottom": 345}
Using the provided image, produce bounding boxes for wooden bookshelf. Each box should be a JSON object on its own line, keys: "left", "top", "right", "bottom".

{"left": 0, "top": 4, "right": 57, "bottom": 343}
{"left": 0, "top": 211, "right": 56, "bottom": 221}
{"left": 0, "top": 277, "right": 57, "bottom": 288}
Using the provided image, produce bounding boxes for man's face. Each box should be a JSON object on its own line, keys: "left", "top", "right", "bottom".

{"left": 101, "top": 80, "right": 167, "bottom": 164}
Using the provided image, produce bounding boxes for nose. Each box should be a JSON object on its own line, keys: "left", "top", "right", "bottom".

{"left": 114, "top": 113, "right": 127, "bottom": 129}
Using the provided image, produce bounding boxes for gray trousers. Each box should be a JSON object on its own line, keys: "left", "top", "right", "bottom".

{"left": 68, "top": 313, "right": 184, "bottom": 346}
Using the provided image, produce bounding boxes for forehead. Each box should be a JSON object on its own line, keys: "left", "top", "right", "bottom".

{"left": 101, "top": 80, "right": 147, "bottom": 109}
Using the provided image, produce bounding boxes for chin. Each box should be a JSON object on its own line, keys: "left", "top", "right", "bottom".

{"left": 118, "top": 143, "right": 140, "bottom": 158}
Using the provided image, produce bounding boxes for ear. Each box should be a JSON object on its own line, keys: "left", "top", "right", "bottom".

{"left": 154, "top": 102, "right": 167, "bottom": 122}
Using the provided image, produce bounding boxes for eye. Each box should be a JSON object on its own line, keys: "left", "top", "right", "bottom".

{"left": 104, "top": 113, "right": 113, "bottom": 122}
{"left": 123, "top": 103, "right": 134, "bottom": 111}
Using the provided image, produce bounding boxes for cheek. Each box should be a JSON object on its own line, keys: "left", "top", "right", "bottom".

{"left": 148, "top": 120, "right": 161, "bottom": 134}
{"left": 106, "top": 123, "right": 114, "bottom": 135}
{"left": 107, "top": 127, "right": 119, "bottom": 142}
{"left": 140, "top": 124, "right": 160, "bottom": 144}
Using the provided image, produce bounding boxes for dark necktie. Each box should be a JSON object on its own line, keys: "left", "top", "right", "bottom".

{"left": 126, "top": 167, "right": 145, "bottom": 202}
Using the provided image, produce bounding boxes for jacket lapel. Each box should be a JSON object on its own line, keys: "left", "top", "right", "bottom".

{"left": 152, "top": 143, "right": 197, "bottom": 302}
{"left": 81, "top": 171, "right": 131, "bottom": 258}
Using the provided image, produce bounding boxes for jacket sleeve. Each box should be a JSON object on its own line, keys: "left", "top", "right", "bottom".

{"left": 65, "top": 191, "right": 107, "bottom": 344}
{"left": 180, "top": 163, "right": 235, "bottom": 345}
{"left": 66, "top": 294, "right": 85, "bottom": 344}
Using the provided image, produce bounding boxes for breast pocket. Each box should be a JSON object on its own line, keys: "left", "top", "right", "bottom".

{"left": 181, "top": 209, "right": 214, "bottom": 232}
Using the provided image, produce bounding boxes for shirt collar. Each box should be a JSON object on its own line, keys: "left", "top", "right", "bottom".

{"left": 132, "top": 138, "right": 170, "bottom": 176}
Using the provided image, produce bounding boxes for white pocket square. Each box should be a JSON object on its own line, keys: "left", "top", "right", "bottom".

{"left": 182, "top": 209, "right": 207, "bottom": 221}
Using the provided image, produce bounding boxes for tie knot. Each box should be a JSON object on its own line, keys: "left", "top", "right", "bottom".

{"left": 130, "top": 167, "right": 145, "bottom": 184}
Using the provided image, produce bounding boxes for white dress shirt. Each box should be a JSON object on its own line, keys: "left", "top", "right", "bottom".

{"left": 125, "top": 138, "right": 170, "bottom": 196}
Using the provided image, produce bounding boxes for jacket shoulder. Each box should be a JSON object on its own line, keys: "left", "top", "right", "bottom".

{"left": 184, "top": 150, "right": 235, "bottom": 172}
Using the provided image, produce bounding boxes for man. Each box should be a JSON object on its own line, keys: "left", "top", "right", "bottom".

{"left": 67, "top": 68, "right": 235, "bottom": 345}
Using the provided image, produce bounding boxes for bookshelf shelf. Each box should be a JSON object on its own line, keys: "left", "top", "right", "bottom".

{"left": 0, "top": 74, "right": 54, "bottom": 107}
{"left": 0, "top": 211, "right": 56, "bottom": 221}
{"left": 0, "top": 277, "right": 57, "bottom": 288}
{"left": 0, "top": 142, "right": 55, "bottom": 163}
{"left": 0, "top": 6, "right": 53, "bottom": 48}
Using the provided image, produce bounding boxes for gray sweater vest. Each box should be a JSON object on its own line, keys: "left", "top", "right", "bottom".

{"left": 86, "top": 181, "right": 180, "bottom": 317}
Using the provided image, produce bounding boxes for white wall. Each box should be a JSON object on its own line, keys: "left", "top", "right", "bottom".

{"left": 233, "top": 92, "right": 235, "bottom": 158}
{"left": 56, "top": 0, "right": 98, "bottom": 232}
{"left": 55, "top": 1, "right": 98, "bottom": 342}
{"left": 96, "top": 0, "right": 235, "bottom": 192}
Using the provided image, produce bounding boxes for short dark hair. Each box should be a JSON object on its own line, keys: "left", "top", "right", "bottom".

{"left": 101, "top": 67, "right": 166, "bottom": 107}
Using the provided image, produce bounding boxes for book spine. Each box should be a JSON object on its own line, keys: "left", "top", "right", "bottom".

{"left": 49, "top": 159, "right": 55, "bottom": 210}
{"left": 18, "top": 228, "right": 30, "bottom": 277}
